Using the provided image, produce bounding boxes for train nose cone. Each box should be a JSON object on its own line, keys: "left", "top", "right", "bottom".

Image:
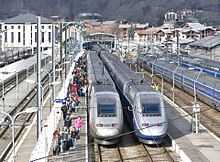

{"left": 141, "top": 123, "right": 168, "bottom": 136}
{"left": 96, "top": 128, "right": 120, "bottom": 138}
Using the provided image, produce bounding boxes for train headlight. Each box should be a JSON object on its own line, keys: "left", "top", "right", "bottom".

{"left": 96, "top": 124, "right": 103, "bottom": 127}
{"left": 112, "top": 123, "right": 118, "bottom": 127}
{"left": 142, "top": 123, "right": 149, "bottom": 127}
{"left": 156, "top": 123, "right": 163, "bottom": 126}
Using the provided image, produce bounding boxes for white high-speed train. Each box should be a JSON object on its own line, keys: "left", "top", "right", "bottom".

{"left": 99, "top": 50, "right": 168, "bottom": 144}
{"left": 87, "top": 50, "right": 123, "bottom": 145}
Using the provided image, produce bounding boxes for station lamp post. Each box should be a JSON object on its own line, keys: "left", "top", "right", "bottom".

{"left": 13, "top": 71, "right": 19, "bottom": 100}
{"left": 186, "top": 67, "right": 202, "bottom": 134}
{"left": 194, "top": 70, "right": 202, "bottom": 104}
{"left": 169, "top": 62, "right": 180, "bottom": 102}
{"left": 187, "top": 67, "right": 203, "bottom": 104}
{"left": 0, "top": 107, "right": 37, "bottom": 162}
{"left": 151, "top": 58, "right": 158, "bottom": 84}
{"left": 0, "top": 78, "right": 5, "bottom": 111}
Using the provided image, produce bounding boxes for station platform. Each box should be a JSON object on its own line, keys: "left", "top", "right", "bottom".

{"left": 7, "top": 80, "right": 62, "bottom": 162}
{"left": 0, "top": 50, "right": 83, "bottom": 162}
{"left": 164, "top": 96, "right": 220, "bottom": 162}
{"left": 48, "top": 97, "right": 88, "bottom": 162}
{"left": 28, "top": 51, "right": 84, "bottom": 162}
{"left": 0, "top": 55, "right": 52, "bottom": 161}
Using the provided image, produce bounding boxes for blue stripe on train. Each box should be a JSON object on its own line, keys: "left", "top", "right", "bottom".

{"left": 133, "top": 120, "right": 165, "bottom": 141}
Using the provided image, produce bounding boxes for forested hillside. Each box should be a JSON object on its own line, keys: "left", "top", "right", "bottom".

{"left": 0, "top": 0, "right": 220, "bottom": 25}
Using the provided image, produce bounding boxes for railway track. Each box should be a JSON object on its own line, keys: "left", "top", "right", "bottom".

{"left": 135, "top": 63, "right": 220, "bottom": 138}
{"left": 143, "top": 144, "right": 174, "bottom": 162}
{"left": 94, "top": 123, "right": 176, "bottom": 162}
{"left": 0, "top": 72, "right": 51, "bottom": 162}
{"left": 96, "top": 144, "right": 123, "bottom": 162}
{"left": 95, "top": 142, "right": 175, "bottom": 162}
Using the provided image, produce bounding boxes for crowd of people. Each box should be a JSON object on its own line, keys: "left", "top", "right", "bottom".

{"left": 52, "top": 55, "right": 87, "bottom": 155}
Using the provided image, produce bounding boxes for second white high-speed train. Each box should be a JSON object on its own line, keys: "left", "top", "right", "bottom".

{"left": 99, "top": 50, "right": 168, "bottom": 144}
{"left": 87, "top": 50, "right": 123, "bottom": 145}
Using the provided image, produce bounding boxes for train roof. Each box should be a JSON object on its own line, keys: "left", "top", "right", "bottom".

{"left": 87, "top": 50, "right": 117, "bottom": 93}
{"left": 101, "top": 51, "right": 153, "bottom": 91}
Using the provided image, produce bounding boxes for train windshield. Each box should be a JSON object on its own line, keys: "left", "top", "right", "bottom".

{"left": 142, "top": 103, "right": 161, "bottom": 116}
{"left": 98, "top": 104, "right": 116, "bottom": 117}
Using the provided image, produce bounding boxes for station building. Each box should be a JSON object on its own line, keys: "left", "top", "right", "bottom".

{"left": 0, "top": 13, "right": 54, "bottom": 51}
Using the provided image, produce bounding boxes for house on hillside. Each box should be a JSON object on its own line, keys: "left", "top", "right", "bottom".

{"left": 134, "top": 27, "right": 161, "bottom": 43}
{"left": 118, "top": 23, "right": 148, "bottom": 40}
{"left": 182, "top": 23, "right": 215, "bottom": 40}
{"left": 189, "top": 34, "right": 220, "bottom": 61}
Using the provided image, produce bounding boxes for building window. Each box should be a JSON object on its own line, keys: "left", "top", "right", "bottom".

{"left": 48, "top": 32, "right": 51, "bottom": 43}
{"left": 11, "top": 26, "right": 14, "bottom": 29}
{"left": 41, "top": 32, "right": 44, "bottom": 43}
{"left": 0, "top": 24, "right": 1, "bottom": 30}
{"left": 35, "top": 32, "right": 37, "bottom": 42}
{"left": 5, "top": 26, "right": 7, "bottom": 30}
{"left": 4, "top": 32, "right": 7, "bottom": 42}
{"left": 11, "top": 32, "right": 14, "bottom": 43}
{"left": 41, "top": 25, "right": 44, "bottom": 29}
{"left": 18, "top": 32, "right": 21, "bottom": 43}
{"left": 18, "top": 25, "right": 20, "bottom": 29}
{"left": 48, "top": 25, "right": 51, "bottom": 29}
{"left": 35, "top": 26, "right": 37, "bottom": 29}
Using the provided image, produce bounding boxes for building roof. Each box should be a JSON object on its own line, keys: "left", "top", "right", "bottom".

{"left": 77, "top": 13, "right": 102, "bottom": 20}
{"left": 158, "top": 29, "right": 174, "bottom": 34}
{"left": 4, "top": 13, "right": 53, "bottom": 24}
{"left": 102, "top": 20, "right": 117, "bottom": 25}
{"left": 135, "top": 23, "right": 149, "bottom": 29}
{"left": 183, "top": 22, "right": 214, "bottom": 32}
{"left": 189, "top": 34, "right": 220, "bottom": 49}
{"left": 119, "top": 24, "right": 131, "bottom": 29}
{"left": 119, "top": 23, "right": 149, "bottom": 30}
{"left": 184, "top": 23, "right": 205, "bottom": 30}
{"left": 84, "top": 20, "right": 117, "bottom": 27}
{"left": 161, "top": 23, "right": 175, "bottom": 29}
{"left": 135, "top": 27, "right": 161, "bottom": 35}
